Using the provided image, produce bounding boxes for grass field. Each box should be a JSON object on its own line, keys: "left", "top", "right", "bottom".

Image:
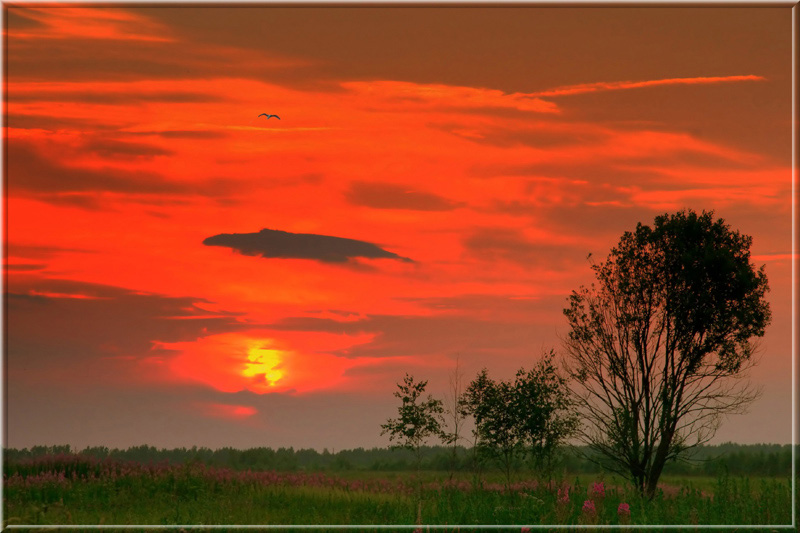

{"left": 3, "top": 454, "right": 793, "bottom": 530}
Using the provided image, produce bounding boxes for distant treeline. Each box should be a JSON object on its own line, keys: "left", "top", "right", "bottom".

{"left": 4, "top": 442, "right": 792, "bottom": 478}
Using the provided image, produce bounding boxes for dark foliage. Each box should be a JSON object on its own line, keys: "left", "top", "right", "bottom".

{"left": 563, "top": 209, "right": 771, "bottom": 498}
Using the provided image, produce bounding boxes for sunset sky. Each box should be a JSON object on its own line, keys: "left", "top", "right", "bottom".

{"left": 4, "top": 5, "right": 794, "bottom": 451}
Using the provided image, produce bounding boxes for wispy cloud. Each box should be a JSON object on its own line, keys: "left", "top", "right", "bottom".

{"left": 341, "top": 81, "right": 560, "bottom": 114}
{"left": 195, "top": 402, "right": 257, "bottom": 420}
{"left": 8, "top": 7, "right": 174, "bottom": 42}
{"left": 532, "top": 75, "right": 766, "bottom": 97}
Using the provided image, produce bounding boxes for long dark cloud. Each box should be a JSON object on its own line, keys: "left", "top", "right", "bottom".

{"left": 345, "top": 181, "right": 464, "bottom": 211}
{"left": 203, "top": 228, "right": 413, "bottom": 264}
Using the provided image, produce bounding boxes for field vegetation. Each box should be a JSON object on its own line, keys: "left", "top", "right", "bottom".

{"left": 3, "top": 444, "right": 793, "bottom": 529}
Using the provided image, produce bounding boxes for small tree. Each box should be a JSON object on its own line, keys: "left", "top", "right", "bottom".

{"left": 462, "top": 370, "right": 521, "bottom": 487}
{"left": 443, "top": 355, "right": 468, "bottom": 480}
{"left": 514, "top": 350, "right": 579, "bottom": 481}
{"left": 462, "top": 355, "right": 576, "bottom": 488}
{"left": 381, "top": 374, "right": 445, "bottom": 474}
{"left": 563, "top": 209, "right": 771, "bottom": 498}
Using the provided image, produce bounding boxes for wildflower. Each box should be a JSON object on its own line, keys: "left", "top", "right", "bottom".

{"left": 590, "top": 481, "right": 606, "bottom": 500}
{"left": 582, "top": 499, "right": 596, "bottom": 515}
{"left": 557, "top": 486, "right": 570, "bottom": 504}
{"left": 521, "top": 528, "right": 531, "bottom": 533}
{"left": 618, "top": 502, "right": 631, "bottom": 525}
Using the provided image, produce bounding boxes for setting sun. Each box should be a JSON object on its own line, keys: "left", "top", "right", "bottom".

{"left": 243, "top": 345, "right": 285, "bottom": 387}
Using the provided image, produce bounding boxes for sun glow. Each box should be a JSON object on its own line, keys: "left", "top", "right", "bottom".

{"left": 243, "top": 346, "right": 284, "bottom": 387}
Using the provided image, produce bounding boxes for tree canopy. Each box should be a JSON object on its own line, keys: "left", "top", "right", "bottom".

{"left": 563, "top": 209, "right": 770, "bottom": 498}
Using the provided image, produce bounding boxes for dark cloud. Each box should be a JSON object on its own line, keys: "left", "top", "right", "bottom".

{"left": 345, "top": 181, "right": 464, "bottom": 211}
{"left": 127, "top": 130, "right": 228, "bottom": 140}
{"left": 7, "top": 113, "right": 227, "bottom": 142}
{"left": 7, "top": 140, "right": 183, "bottom": 195}
{"left": 132, "top": 7, "right": 788, "bottom": 94}
{"left": 438, "top": 122, "right": 610, "bottom": 148}
{"left": 265, "top": 312, "right": 558, "bottom": 360}
{"left": 203, "top": 228, "right": 414, "bottom": 264}
{"left": 6, "top": 278, "right": 247, "bottom": 376}
{"left": 6, "top": 243, "right": 96, "bottom": 259}
{"left": 6, "top": 7, "right": 45, "bottom": 30}
{"left": 6, "top": 33, "right": 304, "bottom": 84}
{"left": 462, "top": 227, "right": 580, "bottom": 267}
{"left": 474, "top": 150, "right": 755, "bottom": 189}
{"left": 537, "top": 203, "right": 661, "bottom": 243}
{"left": 470, "top": 161, "right": 668, "bottom": 186}
{"left": 9, "top": 91, "right": 225, "bottom": 105}
{"left": 3, "top": 264, "right": 47, "bottom": 272}
{"left": 83, "top": 139, "right": 174, "bottom": 159}
{"left": 562, "top": 83, "right": 790, "bottom": 166}
{"left": 8, "top": 114, "right": 121, "bottom": 132}
{"left": 7, "top": 139, "right": 239, "bottom": 205}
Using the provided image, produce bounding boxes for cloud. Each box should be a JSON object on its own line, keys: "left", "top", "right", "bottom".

{"left": 203, "top": 228, "right": 414, "bottom": 264}
{"left": 341, "top": 81, "right": 559, "bottom": 114}
{"left": 195, "top": 402, "right": 258, "bottom": 420}
{"left": 265, "top": 312, "right": 559, "bottom": 361}
{"left": 438, "top": 122, "right": 611, "bottom": 148}
{"left": 462, "top": 227, "right": 581, "bottom": 267}
{"left": 532, "top": 75, "right": 766, "bottom": 98}
{"left": 6, "top": 243, "right": 95, "bottom": 259}
{"left": 5, "top": 278, "right": 247, "bottom": 384}
{"left": 83, "top": 139, "right": 174, "bottom": 159}
{"left": 6, "top": 139, "right": 239, "bottom": 206}
{"left": 8, "top": 6, "right": 174, "bottom": 42}
{"left": 7, "top": 140, "right": 183, "bottom": 195}
{"left": 7, "top": 114, "right": 120, "bottom": 133}
{"left": 9, "top": 90, "right": 225, "bottom": 105}
{"left": 6, "top": 14, "right": 305, "bottom": 83}
{"left": 3, "top": 263, "right": 47, "bottom": 272}
{"left": 127, "top": 130, "right": 228, "bottom": 140}
{"left": 345, "top": 181, "right": 465, "bottom": 211}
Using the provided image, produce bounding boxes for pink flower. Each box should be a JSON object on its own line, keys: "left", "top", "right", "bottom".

{"left": 521, "top": 528, "right": 531, "bottom": 533}
{"left": 557, "top": 486, "right": 570, "bottom": 504}
{"left": 618, "top": 502, "right": 631, "bottom": 516}
{"left": 582, "top": 499, "right": 596, "bottom": 515}
{"left": 590, "top": 481, "right": 605, "bottom": 499}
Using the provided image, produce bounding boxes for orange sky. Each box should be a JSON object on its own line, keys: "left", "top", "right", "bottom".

{"left": 3, "top": 5, "right": 794, "bottom": 450}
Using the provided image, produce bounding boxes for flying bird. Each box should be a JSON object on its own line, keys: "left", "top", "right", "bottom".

{"left": 258, "top": 113, "right": 281, "bottom": 120}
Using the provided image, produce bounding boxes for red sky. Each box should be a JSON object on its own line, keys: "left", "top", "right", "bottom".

{"left": 3, "top": 5, "right": 794, "bottom": 450}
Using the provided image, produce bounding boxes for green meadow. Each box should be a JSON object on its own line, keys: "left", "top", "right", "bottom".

{"left": 3, "top": 445, "right": 793, "bottom": 530}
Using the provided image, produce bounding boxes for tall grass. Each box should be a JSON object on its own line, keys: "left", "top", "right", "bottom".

{"left": 3, "top": 454, "right": 792, "bottom": 528}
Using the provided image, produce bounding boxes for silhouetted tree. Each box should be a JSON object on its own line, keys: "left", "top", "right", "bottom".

{"left": 380, "top": 374, "right": 446, "bottom": 474}
{"left": 514, "top": 350, "right": 579, "bottom": 480}
{"left": 443, "top": 355, "right": 468, "bottom": 480}
{"left": 462, "top": 369, "right": 521, "bottom": 486}
{"left": 563, "top": 209, "right": 771, "bottom": 498}
{"left": 462, "top": 353, "right": 577, "bottom": 487}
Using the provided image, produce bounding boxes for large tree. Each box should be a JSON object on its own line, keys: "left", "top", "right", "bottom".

{"left": 563, "top": 210, "right": 770, "bottom": 498}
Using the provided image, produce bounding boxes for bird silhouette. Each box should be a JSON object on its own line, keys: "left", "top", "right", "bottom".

{"left": 258, "top": 113, "right": 281, "bottom": 120}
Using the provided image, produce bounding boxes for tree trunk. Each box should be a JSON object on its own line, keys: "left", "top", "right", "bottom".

{"left": 645, "top": 431, "right": 674, "bottom": 499}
